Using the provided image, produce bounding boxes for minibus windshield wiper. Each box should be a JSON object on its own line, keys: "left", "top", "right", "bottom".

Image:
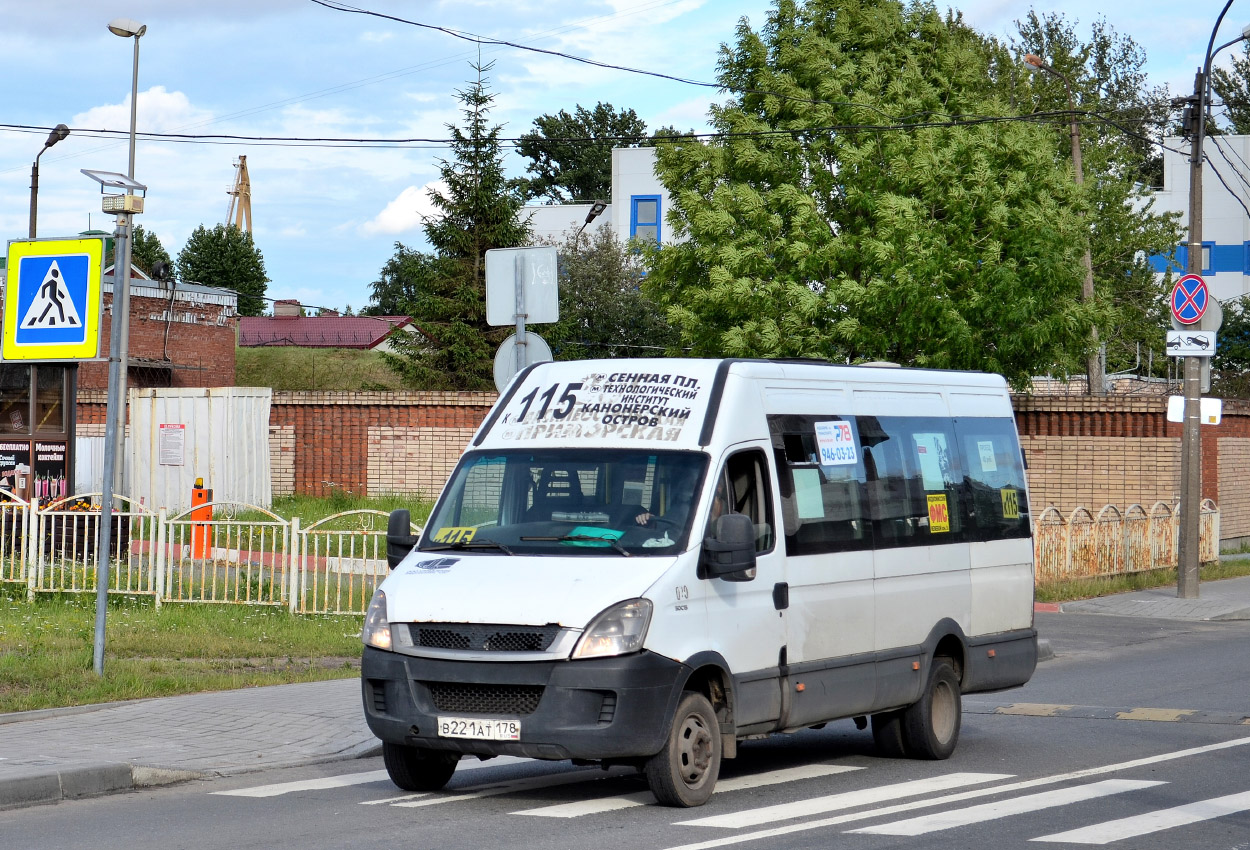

{"left": 520, "top": 535, "right": 632, "bottom": 557}
{"left": 423, "top": 538, "right": 514, "bottom": 555}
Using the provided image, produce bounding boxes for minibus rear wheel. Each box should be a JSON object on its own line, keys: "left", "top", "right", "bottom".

{"left": 382, "top": 742, "right": 459, "bottom": 791}
{"left": 901, "top": 658, "right": 961, "bottom": 759}
{"left": 645, "top": 691, "right": 722, "bottom": 807}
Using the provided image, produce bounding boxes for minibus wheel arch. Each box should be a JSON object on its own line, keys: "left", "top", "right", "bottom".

{"left": 676, "top": 653, "right": 737, "bottom": 756}
{"left": 923, "top": 619, "right": 968, "bottom": 684}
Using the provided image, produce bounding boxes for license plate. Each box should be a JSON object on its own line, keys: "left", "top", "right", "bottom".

{"left": 437, "top": 716, "right": 521, "bottom": 741}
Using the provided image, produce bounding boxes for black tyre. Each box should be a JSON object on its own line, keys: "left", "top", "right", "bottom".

{"left": 901, "top": 658, "right": 961, "bottom": 759}
{"left": 644, "top": 691, "right": 722, "bottom": 807}
{"left": 382, "top": 742, "right": 459, "bottom": 791}
{"left": 870, "top": 709, "right": 909, "bottom": 758}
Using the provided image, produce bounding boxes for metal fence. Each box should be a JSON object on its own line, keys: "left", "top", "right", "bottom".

{"left": 0, "top": 490, "right": 417, "bottom": 615}
{"left": 0, "top": 490, "right": 1225, "bottom": 610}
{"left": 1032, "top": 500, "right": 1220, "bottom": 584}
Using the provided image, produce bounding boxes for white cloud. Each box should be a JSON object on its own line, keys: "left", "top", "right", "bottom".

{"left": 74, "top": 86, "right": 214, "bottom": 134}
{"left": 360, "top": 181, "right": 445, "bottom": 235}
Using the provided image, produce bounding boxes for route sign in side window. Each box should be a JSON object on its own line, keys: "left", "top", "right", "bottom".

{"left": 953, "top": 418, "right": 1031, "bottom": 541}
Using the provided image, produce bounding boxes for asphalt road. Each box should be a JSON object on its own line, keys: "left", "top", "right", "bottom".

{"left": 4, "top": 612, "right": 1249, "bottom": 850}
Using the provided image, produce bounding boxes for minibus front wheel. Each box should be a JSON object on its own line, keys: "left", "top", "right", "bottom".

{"left": 382, "top": 742, "right": 459, "bottom": 791}
{"left": 644, "top": 691, "right": 722, "bottom": 807}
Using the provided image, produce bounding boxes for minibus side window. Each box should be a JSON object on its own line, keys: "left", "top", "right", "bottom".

{"left": 861, "top": 416, "right": 966, "bottom": 547}
{"left": 767, "top": 415, "right": 870, "bottom": 556}
{"left": 953, "top": 418, "right": 1031, "bottom": 540}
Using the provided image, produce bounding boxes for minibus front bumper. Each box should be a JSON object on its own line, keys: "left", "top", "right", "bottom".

{"left": 361, "top": 646, "right": 687, "bottom": 761}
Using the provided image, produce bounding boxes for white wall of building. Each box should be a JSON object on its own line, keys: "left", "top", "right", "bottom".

{"left": 1154, "top": 134, "right": 1250, "bottom": 302}
{"left": 522, "top": 147, "right": 676, "bottom": 246}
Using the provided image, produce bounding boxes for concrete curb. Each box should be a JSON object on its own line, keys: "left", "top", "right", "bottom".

{"left": 0, "top": 763, "right": 139, "bottom": 811}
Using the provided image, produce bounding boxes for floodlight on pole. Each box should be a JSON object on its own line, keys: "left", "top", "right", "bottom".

{"left": 1024, "top": 53, "right": 1103, "bottom": 396}
{"left": 28, "top": 124, "right": 70, "bottom": 239}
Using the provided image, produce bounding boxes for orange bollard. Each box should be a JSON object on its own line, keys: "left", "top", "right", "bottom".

{"left": 191, "top": 477, "right": 213, "bottom": 559}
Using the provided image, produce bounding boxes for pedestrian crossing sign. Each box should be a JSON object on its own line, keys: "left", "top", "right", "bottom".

{"left": 3, "top": 237, "right": 105, "bottom": 361}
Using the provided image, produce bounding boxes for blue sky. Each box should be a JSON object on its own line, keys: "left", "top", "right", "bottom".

{"left": 0, "top": 1, "right": 1238, "bottom": 314}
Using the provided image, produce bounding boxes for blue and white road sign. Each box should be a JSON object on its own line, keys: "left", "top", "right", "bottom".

{"left": 3, "top": 237, "right": 105, "bottom": 361}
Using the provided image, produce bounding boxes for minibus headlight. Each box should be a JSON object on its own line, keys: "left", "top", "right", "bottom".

{"left": 572, "top": 599, "right": 653, "bottom": 659}
{"left": 362, "top": 589, "right": 392, "bottom": 650}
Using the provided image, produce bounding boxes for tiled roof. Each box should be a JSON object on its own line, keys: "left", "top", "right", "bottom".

{"left": 237, "top": 315, "right": 411, "bottom": 348}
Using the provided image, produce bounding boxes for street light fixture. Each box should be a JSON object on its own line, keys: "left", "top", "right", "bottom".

{"left": 576, "top": 200, "right": 609, "bottom": 241}
{"left": 1024, "top": 53, "right": 1103, "bottom": 397}
{"left": 28, "top": 124, "right": 70, "bottom": 239}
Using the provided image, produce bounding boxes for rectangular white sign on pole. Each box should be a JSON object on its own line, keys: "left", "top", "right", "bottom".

{"left": 1166, "top": 395, "right": 1223, "bottom": 425}
{"left": 485, "top": 246, "right": 559, "bottom": 326}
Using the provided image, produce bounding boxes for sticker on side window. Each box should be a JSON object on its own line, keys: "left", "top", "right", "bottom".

{"left": 814, "top": 420, "right": 859, "bottom": 466}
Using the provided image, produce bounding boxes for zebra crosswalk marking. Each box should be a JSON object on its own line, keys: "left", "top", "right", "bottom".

{"left": 1032, "top": 789, "right": 1250, "bottom": 844}
{"left": 848, "top": 779, "right": 1164, "bottom": 836}
{"left": 516, "top": 764, "right": 861, "bottom": 818}
{"left": 677, "top": 773, "right": 1012, "bottom": 830}
{"left": 391, "top": 766, "right": 635, "bottom": 808}
{"left": 657, "top": 736, "right": 1250, "bottom": 850}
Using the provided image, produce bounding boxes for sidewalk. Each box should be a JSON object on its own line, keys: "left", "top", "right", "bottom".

{"left": 1055, "top": 572, "right": 1250, "bottom": 620}
{"left": 0, "top": 677, "right": 377, "bottom": 810}
{"left": 4, "top": 576, "right": 1250, "bottom": 812}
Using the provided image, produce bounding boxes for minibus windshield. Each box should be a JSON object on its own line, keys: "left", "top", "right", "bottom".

{"left": 419, "top": 449, "right": 708, "bottom": 556}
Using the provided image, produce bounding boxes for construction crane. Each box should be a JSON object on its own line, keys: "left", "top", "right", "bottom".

{"left": 225, "top": 155, "right": 252, "bottom": 233}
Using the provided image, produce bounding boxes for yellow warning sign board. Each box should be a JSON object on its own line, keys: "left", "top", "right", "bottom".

{"left": 3, "top": 237, "right": 106, "bottom": 361}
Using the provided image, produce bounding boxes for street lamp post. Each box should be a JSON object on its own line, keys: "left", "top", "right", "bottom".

{"left": 93, "top": 16, "right": 146, "bottom": 677}
{"left": 1024, "top": 54, "right": 1103, "bottom": 396}
{"left": 28, "top": 124, "right": 70, "bottom": 239}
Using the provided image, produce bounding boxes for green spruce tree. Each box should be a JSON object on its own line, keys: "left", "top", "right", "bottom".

{"left": 381, "top": 62, "right": 531, "bottom": 390}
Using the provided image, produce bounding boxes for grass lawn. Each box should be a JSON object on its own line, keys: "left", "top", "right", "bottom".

{"left": 0, "top": 588, "right": 364, "bottom": 713}
{"left": 235, "top": 346, "right": 408, "bottom": 392}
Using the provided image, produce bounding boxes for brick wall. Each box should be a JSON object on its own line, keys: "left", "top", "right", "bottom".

{"left": 74, "top": 285, "right": 237, "bottom": 390}
{"left": 268, "top": 391, "right": 496, "bottom": 498}
{"left": 73, "top": 384, "right": 1250, "bottom": 542}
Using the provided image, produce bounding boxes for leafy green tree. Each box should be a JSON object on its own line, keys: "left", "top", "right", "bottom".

{"left": 646, "top": 0, "right": 1100, "bottom": 388}
{"left": 1010, "top": 12, "right": 1183, "bottom": 377}
{"left": 515, "top": 102, "right": 649, "bottom": 203}
{"left": 105, "top": 224, "right": 171, "bottom": 278}
{"left": 542, "top": 227, "right": 680, "bottom": 360}
{"left": 1211, "top": 43, "right": 1250, "bottom": 135}
{"left": 381, "top": 62, "right": 531, "bottom": 390}
{"left": 175, "top": 224, "right": 269, "bottom": 316}
{"left": 1210, "top": 295, "right": 1250, "bottom": 398}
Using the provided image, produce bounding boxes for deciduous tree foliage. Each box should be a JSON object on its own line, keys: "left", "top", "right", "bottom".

{"left": 1211, "top": 43, "right": 1250, "bottom": 135}
{"left": 175, "top": 223, "right": 268, "bottom": 316}
{"left": 1011, "top": 12, "right": 1181, "bottom": 377}
{"left": 542, "top": 227, "right": 680, "bottom": 360}
{"left": 646, "top": 0, "right": 1103, "bottom": 388}
{"left": 515, "top": 102, "right": 649, "bottom": 203}
{"left": 380, "top": 62, "right": 530, "bottom": 391}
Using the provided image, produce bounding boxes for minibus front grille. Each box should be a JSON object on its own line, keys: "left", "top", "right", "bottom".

{"left": 424, "top": 682, "right": 545, "bottom": 715}
{"left": 409, "top": 623, "right": 561, "bottom": 653}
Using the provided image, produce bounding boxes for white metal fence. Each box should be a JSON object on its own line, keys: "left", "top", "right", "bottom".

{"left": 0, "top": 490, "right": 1224, "bottom": 611}
{"left": 0, "top": 489, "right": 416, "bottom": 615}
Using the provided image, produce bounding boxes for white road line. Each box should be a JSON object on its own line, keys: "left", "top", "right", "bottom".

{"left": 391, "top": 766, "right": 635, "bottom": 808}
{"left": 657, "top": 735, "right": 1250, "bottom": 850}
{"left": 678, "top": 772, "right": 1012, "bottom": 830}
{"left": 214, "top": 770, "right": 390, "bottom": 797}
{"left": 215, "top": 754, "right": 529, "bottom": 798}
{"left": 515, "top": 764, "right": 862, "bottom": 818}
{"left": 360, "top": 793, "right": 431, "bottom": 805}
{"left": 850, "top": 779, "right": 1164, "bottom": 836}
{"left": 1032, "top": 789, "right": 1250, "bottom": 844}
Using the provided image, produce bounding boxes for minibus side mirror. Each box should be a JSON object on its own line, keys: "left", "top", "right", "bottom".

{"left": 701, "top": 513, "right": 757, "bottom": 582}
{"left": 387, "top": 509, "right": 419, "bottom": 570}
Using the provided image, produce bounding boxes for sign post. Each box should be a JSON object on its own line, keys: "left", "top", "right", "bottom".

{"left": 1170, "top": 274, "right": 1213, "bottom": 599}
{"left": 485, "top": 246, "right": 559, "bottom": 391}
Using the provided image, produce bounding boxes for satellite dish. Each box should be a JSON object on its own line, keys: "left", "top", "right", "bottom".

{"left": 493, "top": 332, "right": 553, "bottom": 392}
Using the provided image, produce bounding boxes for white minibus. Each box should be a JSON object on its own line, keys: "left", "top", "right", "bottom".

{"left": 362, "top": 358, "right": 1037, "bottom": 807}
